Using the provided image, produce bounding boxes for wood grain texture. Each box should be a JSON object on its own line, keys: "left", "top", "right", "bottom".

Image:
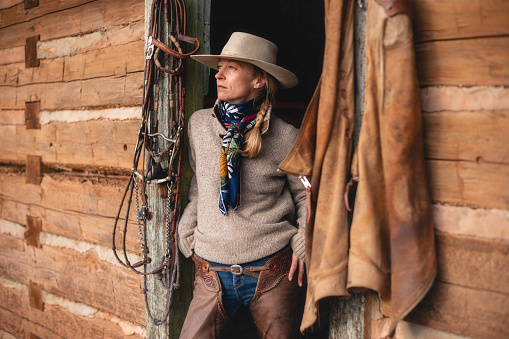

{"left": 0, "top": 0, "right": 95, "bottom": 29}
{"left": 0, "top": 232, "right": 146, "bottom": 325}
{"left": 407, "top": 281, "right": 509, "bottom": 339}
{"left": 0, "top": 0, "right": 144, "bottom": 49}
{"left": 423, "top": 110, "right": 509, "bottom": 164}
{"left": 0, "top": 278, "right": 145, "bottom": 339}
{"left": 435, "top": 231, "right": 509, "bottom": 295}
{"left": 416, "top": 37, "right": 509, "bottom": 86}
{"left": 0, "top": 118, "right": 139, "bottom": 168}
{"left": 427, "top": 159, "right": 509, "bottom": 209}
{"left": 410, "top": 0, "right": 509, "bottom": 42}
{"left": 0, "top": 72, "right": 143, "bottom": 110}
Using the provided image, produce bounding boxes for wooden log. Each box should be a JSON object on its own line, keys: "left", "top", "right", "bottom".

{"left": 7, "top": 40, "right": 144, "bottom": 86}
{"left": 0, "top": 278, "right": 145, "bottom": 338}
{"left": 0, "top": 232, "right": 146, "bottom": 325}
{"left": 62, "top": 40, "right": 144, "bottom": 82}
{"left": 416, "top": 37, "right": 509, "bottom": 86}
{"left": 0, "top": 0, "right": 22, "bottom": 10}
{"left": 0, "top": 110, "right": 25, "bottom": 125}
{"left": 423, "top": 110, "right": 509, "bottom": 164}
{"left": 0, "top": 118, "right": 139, "bottom": 168}
{"left": 0, "top": 0, "right": 95, "bottom": 29}
{"left": 1, "top": 197, "right": 140, "bottom": 253}
{"left": 406, "top": 281, "right": 509, "bottom": 339}
{"left": 0, "top": 72, "right": 143, "bottom": 110}
{"left": 410, "top": 0, "right": 509, "bottom": 42}
{"left": 435, "top": 231, "right": 509, "bottom": 295}
{"left": 37, "top": 20, "right": 144, "bottom": 59}
{"left": 0, "top": 0, "right": 144, "bottom": 49}
{"left": 0, "top": 46, "right": 24, "bottom": 65}
{"left": 427, "top": 159, "right": 509, "bottom": 210}
{"left": 0, "top": 62, "right": 21, "bottom": 86}
{"left": 372, "top": 318, "right": 471, "bottom": 339}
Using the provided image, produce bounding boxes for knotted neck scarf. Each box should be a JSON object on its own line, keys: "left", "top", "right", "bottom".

{"left": 219, "top": 99, "right": 257, "bottom": 215}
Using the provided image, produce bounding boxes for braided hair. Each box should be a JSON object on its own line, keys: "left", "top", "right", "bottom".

{"left": 239, "top": 67, "right": 278, "bottom": 158}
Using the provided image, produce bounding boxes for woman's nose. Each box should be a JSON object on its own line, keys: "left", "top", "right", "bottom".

{"left": 215, "top": 69, "right": 224, "bottom": 79}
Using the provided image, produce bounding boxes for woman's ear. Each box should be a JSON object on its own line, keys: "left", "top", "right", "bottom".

{"left": 254, "top": 76, "right": 266, "bottom": 89}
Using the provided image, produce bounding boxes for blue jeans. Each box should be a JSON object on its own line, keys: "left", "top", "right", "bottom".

{"left": 206, "top": 255, "right": 273, "bottom": 321}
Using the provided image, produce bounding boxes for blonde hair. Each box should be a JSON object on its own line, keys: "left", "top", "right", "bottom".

{"left": 239, "top": 67, "right": 278, "bottom": 158}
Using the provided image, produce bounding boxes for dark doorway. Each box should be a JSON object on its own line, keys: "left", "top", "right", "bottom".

{"left": 206, "top": 0, "right": 325, "bottom": 127}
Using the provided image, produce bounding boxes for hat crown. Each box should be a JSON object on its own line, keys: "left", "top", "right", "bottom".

{"left": 220, "top": 32, "right": 278, "bottom": 65}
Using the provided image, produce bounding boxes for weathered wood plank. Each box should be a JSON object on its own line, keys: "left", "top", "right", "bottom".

{"left": 0, "top": 46, "right": 24, "bottom": 65}
{"left": 0, "top": 110, "right": 24, "bottom": 125}
{"left": 427, "top": 159, "right": 509, "bottom": 210}
{"left": 410, "top": 0, "right": 509, "bottom": 42}
{"left": 0, "top": 0, "right": 22, "bottom": 10}
{"left": 0, "top": 62, "right": 21, "bottom": 86}
{"left": 0, "top": 172, "right": 125, "bottom": 218}
{"left": 0, "top": 0, "right": 96, "bottom": 29}
{"left": 4, "top": 41, "right": 144, "bottom": 86}
{"left": 416, "top": 37, "right": 509, "bottom": 86}
{"left": 435, "top": 231, "right": 509, "bottom": 295}
{"left": 372, "top": 318, "right": 471, "bottom": 339}
{"left": 433, "top": 204, "right": 509, "bottom": 241}
{"left": 0, "top": 0, "right": 144, "bottom": 49}
{"left": 37, "top": 20, "right": 144, "bottom": 59}
{"left": 420, "top": 86, "right": 509, "bottom": 113}
{"left": 406, "top": 281, "right": 509, "bottom": 339}
{"left": 62, "top": 40, "right": 144, "bottom": 82}
{"left": 0, "top": 72, "right": 143, "bottom": 110}
{"left": 423, "top": 110, "right": 509, "bottom": 164}
{"left": 0, "top": 118, "right": 139, "bottom": 168}
{"left": 0, "top": 233, "right": 146, "bottom": 325}
{"left": 1, "top": 197, "right": 139, "bottom": 251}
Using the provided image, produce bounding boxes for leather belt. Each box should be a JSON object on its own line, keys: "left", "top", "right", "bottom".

{"left": 208, "top": 264, "right": 268, "bottom": 278}
{"left": 192, "top": 246, "right": 292, "bottom": 279}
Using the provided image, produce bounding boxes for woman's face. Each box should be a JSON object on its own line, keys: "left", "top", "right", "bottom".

{"left": 215, "top": 59, "right": 264, "bottom": 104}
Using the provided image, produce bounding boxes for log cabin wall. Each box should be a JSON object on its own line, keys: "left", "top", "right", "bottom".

{"left": 0, "top": 0, "right": 147, "bottom": 338}
{"left": 369, "top": 0, "right": 509, "bottom": 338}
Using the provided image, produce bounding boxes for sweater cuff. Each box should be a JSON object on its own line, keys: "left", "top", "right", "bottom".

{"left": 290, "top": 232, "right": 305, "bottom": 262}
{"left": 178, "top": 233, "right": 195, "bottom": 258}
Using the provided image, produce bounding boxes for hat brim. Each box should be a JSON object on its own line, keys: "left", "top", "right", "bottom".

{"left": 191, "top": 54, "right": 298, "bottom": 89}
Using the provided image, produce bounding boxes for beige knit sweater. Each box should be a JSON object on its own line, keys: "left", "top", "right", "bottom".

{"left": 177, "top": 104, "right": 306, "bottom": 264}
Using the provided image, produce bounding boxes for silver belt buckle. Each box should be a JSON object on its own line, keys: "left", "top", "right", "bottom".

{"left": 230, "top": 264, "right": 243, "bottom": 276}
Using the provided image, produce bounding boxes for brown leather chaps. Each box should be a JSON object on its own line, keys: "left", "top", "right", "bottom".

{"left": 179, "top": 248, "right": 304, "bottom": 339}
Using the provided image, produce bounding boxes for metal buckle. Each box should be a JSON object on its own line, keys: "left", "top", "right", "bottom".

{"left": 230, "top": 264, "right": 243, "bottom": 276}
{"left": 146, "top": 36, "right": 154, "bottom": 60}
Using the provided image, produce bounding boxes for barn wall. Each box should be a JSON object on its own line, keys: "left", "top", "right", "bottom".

{"left": 0, "top": 0, "right": 147, "bottom": 338}
{"left": 369, "top": 0, "right": 509, "bottom": 338}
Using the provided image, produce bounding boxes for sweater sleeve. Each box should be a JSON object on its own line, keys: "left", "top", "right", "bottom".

{"left": 177, "top": 116, "right": 198, "bottom": 258}
{"left": 287, "top": 169, "right": 307, "bottom": 262}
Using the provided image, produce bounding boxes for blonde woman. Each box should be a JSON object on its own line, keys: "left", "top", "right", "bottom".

{"left": 178, "top": 32, "right": 306, "bottom": 338}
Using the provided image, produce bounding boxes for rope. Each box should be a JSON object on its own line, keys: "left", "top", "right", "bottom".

{"left": 111, "top": 0, "right": 198, "bottom": 326}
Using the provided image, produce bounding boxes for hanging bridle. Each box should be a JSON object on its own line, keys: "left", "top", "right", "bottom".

{"left": 112, "top": 0, "right": 199, "bottom": 325}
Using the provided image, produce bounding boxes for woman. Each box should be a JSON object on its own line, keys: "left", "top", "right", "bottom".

{"left": 178, "top": 32, "right": 307, "bottom": 338}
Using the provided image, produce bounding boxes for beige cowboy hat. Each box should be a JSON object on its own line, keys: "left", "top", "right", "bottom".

{"left": 191, "top": 32, "right": 298, "bottom": 89}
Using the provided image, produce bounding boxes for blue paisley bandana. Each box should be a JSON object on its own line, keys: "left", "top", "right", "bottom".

{"left": 219, "top": 100, "right": 257, "bottom": 215}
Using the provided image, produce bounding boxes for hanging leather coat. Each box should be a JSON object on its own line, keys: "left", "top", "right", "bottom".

{"left": 347, "top": 0, "right": 436, "bottom": 335}
{"left": 279, "top": 0, "right": 355, "bottom": 331}
{"left": 279, "top": 0, "right": 437, "bottom": 334}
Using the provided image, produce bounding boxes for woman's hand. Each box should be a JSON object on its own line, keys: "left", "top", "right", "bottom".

{"left": 289, "top": 253, "right": 305, "bottom": 287}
